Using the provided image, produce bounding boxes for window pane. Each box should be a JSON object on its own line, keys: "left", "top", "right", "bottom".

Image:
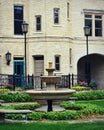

{"left": 95, "top": 29, "right": 102, "bottom": 36}
{"left": 95, "top": 16, "right": 102, "bottom": 19}
{"left": 14, "top": 6, "right": 23, "bottom": 35}
{"left": 55, "top": 56, "right": 60, "bottom": 71}
{"left": 54, "top": 9, "right": 59, "bottom": 24}
{"left": 95, "top": 20, "right": 102, "bottom": 28}
{"left": 37, "top": 17, "right": 41, "bottom": 23}
{"left": 55, "top": 57, "right": 59, "bottom": 63}
{"left": 85, "top": 19, "right": 92, "bottom": 36}
{"left": 85, "top": 15, "right": 92, "bottom": 18}
{"left": 36, "top": 16, "right": 41, "bottom": 31}
{"left": 56, "top": 64, "right": 60, "bottom": 70}
{"left": 14, "top": 21, "right": 23, "bottom": 35}
{"left": 14, "top": 6, "right": 23, "bottom": 19}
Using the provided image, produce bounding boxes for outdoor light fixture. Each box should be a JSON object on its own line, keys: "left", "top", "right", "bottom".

{"left": 84, "top": 26, "right": 91, "bottom": 84}
{"left": 5, "top": 51, "right": 11, "bottom": 65}
{"left": 21, "top": 21, "right": 28, "bottom": 81}
{"left": 84, "top": 26, "right": 90, "bottom": 36}
{"left": 21, "top": 21, "right": 28, "bottom": 34}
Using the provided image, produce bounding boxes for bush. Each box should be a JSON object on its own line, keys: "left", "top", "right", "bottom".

{"left": 13, "top": 103, "right": 40, "bottom": 110}
{"left": 60, "top": 101, "right": 104, "bottom": 119}
{"left": 89, "top": 80, "right": 97, "bottom": 89}
{"left": 78, "top": 104, "right": 104, "bottom": 116}
{"left": 72, "top": 86, "right": 87, "bottom": 91}
{"left": 72, "top": 90, "right": 104, "bottom": 100}
{"left": 0, "top": 92, "right": 32, "bottom": 102}
{"left": 27, "top": 112, "right": 45, "bottom": 121}
{"left": 6, "top": 102, "right": 104, "bottom": 121}
{"left": 45, "top": 111, "right": 79, "bottom": 120}
{"left": 0, "top": 88, "right": 10, "bottom": 93}
{"left": 60, "top": 101, "right": 86, "bottom": 110}
{"left": 15, "top": 87, "right": 23, "bottom": 91}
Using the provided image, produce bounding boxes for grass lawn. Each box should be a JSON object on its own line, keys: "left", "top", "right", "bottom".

{"left": 0, "top": 122, "right": 104, "bottom": 130}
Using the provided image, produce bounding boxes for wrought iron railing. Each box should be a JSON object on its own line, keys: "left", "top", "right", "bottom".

{"left": 0, "top": 74, "right": 89, "bottom": 91}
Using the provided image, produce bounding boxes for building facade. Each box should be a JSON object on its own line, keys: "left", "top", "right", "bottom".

{"left": 0, "top": 0, "right": 104, "bottom": 88}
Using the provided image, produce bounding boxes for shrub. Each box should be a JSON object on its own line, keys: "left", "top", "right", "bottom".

{"left": 0, "top": 92, "right": 32, "bottom": 102}
{"left": 45, "top": 111, "right": 79, "bottom": 120}
{"left": 5, "top": 102, "right": 104, "bottom": 121}
{"left": 13, "top": 103, "right": 40, "bottom": 110}
{"left": 72, "top": 90, "right": 104, "bottom": 100}
{"left": 27, "top": 112, "right": 45, "bottom": 120}
{"left": 15, "top": 87, "right": 23, "bottom": 91}
{"left": 0, "top": 88, "right": 10, "bottom": 93}
{"left": 78, "top": 104, "right": 104, "bottom": 116}
{"left": 72, "top": 86, "right": 87, "bottom": 91}
{"left": 89, "top": 80, "right": 97, "bottom": 89}
{"left": 60, "top": 101, "right": 86, "bottom": 110}
{"left": 5, "top": 114, "right": 22, "bottom": 120}
{"left": 60, "top": 101, "right": 104, "bottom": 119}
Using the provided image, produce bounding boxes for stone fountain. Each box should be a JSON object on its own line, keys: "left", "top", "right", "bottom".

{"left": 26, "top": 62, "right": 75, "bottom": 112}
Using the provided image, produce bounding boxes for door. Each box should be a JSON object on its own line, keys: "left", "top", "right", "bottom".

{"left": 14, "top": 58, "right": 24, "bottom": 87}
{"left": 34, "top": 56, "right": 44, "bottom": 76}
{"left": 34, "top": 56, "right": 44, "bottom": 88}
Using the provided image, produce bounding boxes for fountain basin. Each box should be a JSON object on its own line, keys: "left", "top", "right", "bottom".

{"left": 41, "top": 76, "right": 61, "bottom": 84}
{"left": 26, "top": 89, "right": 75, "bottom": 100}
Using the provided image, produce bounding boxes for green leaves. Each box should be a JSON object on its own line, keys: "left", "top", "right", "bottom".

{"left": 0, "top": 92, "right": 32, "bottom": 102}
{"left": 72, "top": 90, "right": 104, "bottom": 100}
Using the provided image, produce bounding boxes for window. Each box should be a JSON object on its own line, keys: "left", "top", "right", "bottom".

{"left": 95, "top": 15, "right": 102, "bottom": 36}
{"left": 54, "top": 8, "right": 59, "bottom": 24}
{"left": 84, "top": 14, "right": 102, "bottom": 37}
{"left": 14, "top": 6, "right": 23, "bottom": 35}
{"left": 36, "top": 16, "right": 41, "bottom": 31}
{"left": 55, "top": 55, "right": 60, "bottom": 71}
{"left": 85, "top": 15, "right": 92, "bottom": 36}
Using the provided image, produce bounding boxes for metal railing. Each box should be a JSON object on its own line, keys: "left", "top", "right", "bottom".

{"left": 0, "top": 74, "right": 88, "bottom": 91}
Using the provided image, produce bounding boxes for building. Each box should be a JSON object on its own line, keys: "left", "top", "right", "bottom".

{"left": 0, "top": 0, "right": 104, "bottom": 89}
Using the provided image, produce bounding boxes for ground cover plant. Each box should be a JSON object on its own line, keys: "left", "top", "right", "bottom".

{"left": 0, "top": 103, "right": 40, "bottom": 110}
{"left": 4, "top": 100, "right": 104, "bottom": 121}
{"left": 0, "top": 122, "right": 104, "bottom": 130}
{"left": 0, "top": 90, "right": 104, "bottom": 121}
{"left": 0, "top": 92, "right": 32, "bottom": 102}
{"left": 71, "top": 90, "right": 104, "bottom": 100}
{"left": 77, "top": 100, "right": 104, "bottom": 108}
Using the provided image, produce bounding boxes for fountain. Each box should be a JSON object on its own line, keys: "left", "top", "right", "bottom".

{"left": 26, "top": 62, "right": 75, "bottom": 112}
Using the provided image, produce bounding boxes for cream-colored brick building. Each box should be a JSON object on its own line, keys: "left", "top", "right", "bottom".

{"left": 0, "top": 0, "right": 104, "bottom": 88}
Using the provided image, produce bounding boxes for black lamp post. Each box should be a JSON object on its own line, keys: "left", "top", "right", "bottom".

{"left": 21, "top": 21, "right": 28, "bottom": 83}
{"left": 5, "top": 51, "right": 11, "bottom": 65}
{"left": 84, "top": 26, "right": 91, "bottom": 84}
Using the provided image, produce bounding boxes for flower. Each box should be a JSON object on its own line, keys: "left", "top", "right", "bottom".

{"left": 4, "top": 83, "right": 13, "bottom": 87}
{"left": 4, "top": 84, "right": 13, "bottom": 90}
{"left": 79, "top": 81, "right": 88, "bottom": 87}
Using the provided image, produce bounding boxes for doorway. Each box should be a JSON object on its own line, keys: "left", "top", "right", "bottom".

{"left": 14, "top": 58, "right": 24, "bottom": 87}
{"left": 78, "top": 54, "right": 104, "bottom": 89}
{"left": 34, "top": 56, "right": 44, "bottom": 76}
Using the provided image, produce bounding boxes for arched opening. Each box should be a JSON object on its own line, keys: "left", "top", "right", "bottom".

{"left": 77, "top": 54, "right": 104, "bottom": 89}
